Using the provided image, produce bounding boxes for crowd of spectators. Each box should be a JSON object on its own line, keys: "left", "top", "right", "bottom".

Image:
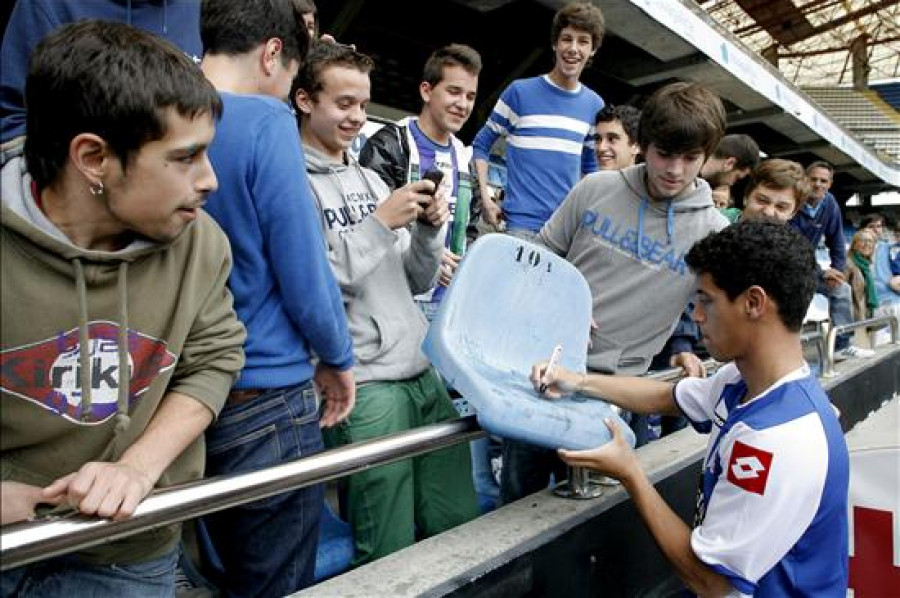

{"left": 3, "top": 0, "right": 885, "bottom": 596}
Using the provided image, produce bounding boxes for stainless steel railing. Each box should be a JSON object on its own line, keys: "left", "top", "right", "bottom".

{"left": 822, "top": 314, "right": 899, "bottom": 377}
{"left": 0, "top": 358, "right": 717, "bottom": 570}
{"left": 1, "top": 417, "right": 483, "bottom": 571}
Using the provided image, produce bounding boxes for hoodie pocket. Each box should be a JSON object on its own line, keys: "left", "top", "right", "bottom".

{"left": 353, "top": 312, "right": 402, "bottom": 363}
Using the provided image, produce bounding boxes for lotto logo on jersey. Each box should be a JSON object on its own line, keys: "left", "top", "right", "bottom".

{"left": 727, "top": 440, "right": 774, "bottom": 495}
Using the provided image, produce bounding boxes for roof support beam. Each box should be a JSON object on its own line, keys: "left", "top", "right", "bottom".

{"left": 726, "top": 106, "right": 784, "bottom": 126}
{"left": 605, "top": 52, "right": 709, "bottom": 86}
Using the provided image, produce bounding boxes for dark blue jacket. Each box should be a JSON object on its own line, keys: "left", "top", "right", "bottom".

{"left": 788, "top": 192, "right": 847, "bottom": 272}
{"left": 1, "top": 0, "right": 202, "bottom": 142}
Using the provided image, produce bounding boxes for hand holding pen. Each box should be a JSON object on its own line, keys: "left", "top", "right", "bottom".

{"left": 532, "top": 345, "right": 584, "bottom": 399}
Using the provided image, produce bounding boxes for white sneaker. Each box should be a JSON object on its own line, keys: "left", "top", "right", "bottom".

{"left": 835, "top": 345, "right": 875, "bottom": 361}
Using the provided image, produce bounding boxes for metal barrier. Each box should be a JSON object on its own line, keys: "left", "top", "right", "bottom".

{"left": 823, "top": 315, "right": 899, "bottom": 377}
{"left": 1, "top": 417, "right": 484, "bottom": 571}
{"left": 0, "top": 359, "right": 713, "bottom": 571}
{"left": 801, "top": 329, "right": 826, "bottom": 368}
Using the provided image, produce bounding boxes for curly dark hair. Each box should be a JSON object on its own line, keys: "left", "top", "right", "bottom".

{"left": 685, "top": 220, "right": 817, "bottom": 332}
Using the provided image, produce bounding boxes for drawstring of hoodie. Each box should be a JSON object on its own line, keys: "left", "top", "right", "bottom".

{"left": 352, "top": 158, "right": 383, "bottom": 205}
{"left": 636, "top": 197, "right": 647, "bottom": 260}
{"left": 74, "top": 260, "right": 93, "bottom": 423}
{"left": 72, "top": 258, "right": 132, "bottom": 435}
{"left": 622, "top": 170, "right": 677, "bottom": 259}
{"left": 115, "top": 262, "right": 131, "bottom": 434}
{"left": 666, "top": 199, "right": 675, "bottom": 245}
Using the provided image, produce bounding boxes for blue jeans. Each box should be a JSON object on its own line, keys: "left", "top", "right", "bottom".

{"left": 200, "top": 383, "right": 324, "bottom": 598}
{"left": 1, "top": 549, "right": 177, "bottom": 598}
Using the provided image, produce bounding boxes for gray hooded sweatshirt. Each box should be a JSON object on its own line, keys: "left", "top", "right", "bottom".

{"left": 304, "top": 145, "right": 444, "bottom": 384}
{"left": 540, "top": 164, "right": 729, "bottom": 375}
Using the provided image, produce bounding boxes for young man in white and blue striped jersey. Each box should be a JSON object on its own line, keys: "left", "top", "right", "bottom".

{"left": 471, "top": 2, "right": 605, "bottom": 238}
{"left": 537, "top": 220, "right": 849, "bottom": 597}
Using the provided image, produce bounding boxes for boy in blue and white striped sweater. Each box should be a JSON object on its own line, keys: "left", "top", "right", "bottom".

{"left": 472, "top": 2, "right": 605, "bottom": 237}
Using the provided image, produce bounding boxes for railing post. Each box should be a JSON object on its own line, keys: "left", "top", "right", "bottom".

{"left": 824, "top": 322, "right": 838, "bottom": 378}
{"left": 823, "top": 314, "right": 898, "bottom": 378}
{"left": 553, "top": 466, "right": 604, "bottom": 499}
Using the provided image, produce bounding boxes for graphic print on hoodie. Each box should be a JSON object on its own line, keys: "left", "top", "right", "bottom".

{"left": 2, "top": 322, "right": 176, "bottom": 424}
{"left": 540, "top": 164, "right": 729, "bottom": 375}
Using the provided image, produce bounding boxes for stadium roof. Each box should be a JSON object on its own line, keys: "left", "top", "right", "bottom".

{"left": 698, "top": 0, "right": 900, "bottom": 87}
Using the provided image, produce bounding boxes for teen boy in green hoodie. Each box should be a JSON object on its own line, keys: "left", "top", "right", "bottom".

{"left": 0, "top": 21, "right": 245, "bottom": 596}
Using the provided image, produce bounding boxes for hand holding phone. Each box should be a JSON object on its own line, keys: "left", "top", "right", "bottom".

{"left": 418, "top": 169, "right": 445, "bottom": 223}
{"left": 421, "top": 168, "right": 444, "bottom": 195}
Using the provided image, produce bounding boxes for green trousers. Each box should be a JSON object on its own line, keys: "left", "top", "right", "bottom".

{"left": 323, "top": 367, "right": 480, "bottom": 566}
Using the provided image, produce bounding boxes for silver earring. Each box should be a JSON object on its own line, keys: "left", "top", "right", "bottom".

{"left": 89, "top": 181, "right": 104, "bottom": 196}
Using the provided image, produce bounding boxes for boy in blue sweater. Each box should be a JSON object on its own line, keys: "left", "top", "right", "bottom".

{"left": 789, "top": 161, "right": 873, "bottom": 359}
{"left": 199, "top": 2, "right": 356, "bottom": 596}
{"left": 471, "top": 2, "right": 605, "bottom": 236}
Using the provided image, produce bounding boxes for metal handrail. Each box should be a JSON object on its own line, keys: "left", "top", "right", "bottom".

{"left": 0, "top": 417, "right": 484, "bottom": 571}
{"left": 823, "top": 314, "right": 899, "bottom": 377}
{"left": 645, "top": 358, "right": 720, "bottom": 381}
{"left": 802, "top": 328, "right": 826, "bottom": 370}
{"left": 0, "top": 360, "right": 712, "bottom": 570}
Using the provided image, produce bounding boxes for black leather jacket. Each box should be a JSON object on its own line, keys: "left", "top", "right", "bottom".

{"left": 358, "top": 122, "right": 483, "bottom": 226}
{"left": 358, "top": 122, "right": 410, "bottom": 191}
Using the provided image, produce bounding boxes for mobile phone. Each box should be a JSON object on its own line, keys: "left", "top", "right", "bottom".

{"left": 422, "top": 169, "right": 444, "bottom": 195}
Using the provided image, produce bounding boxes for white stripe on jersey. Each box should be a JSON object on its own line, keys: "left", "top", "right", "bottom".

{"left": 490, "top": 99, "right": 517, "bottom": 124}
{"left": 516, "top": 114, "right": 593, "bottom": 136}
{"left": 675, "top": 362, "right": 740, "bottom": 425}
{"left": 507, "top": 135, "right": 585, "bottom": 155}
{"left": 486, "top": 120, "right": 507, "bottom": 136}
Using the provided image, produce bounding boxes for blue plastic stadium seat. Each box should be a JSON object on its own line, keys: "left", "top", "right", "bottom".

{"left": 423, "top": 234, "right": 634, "bottom": 451}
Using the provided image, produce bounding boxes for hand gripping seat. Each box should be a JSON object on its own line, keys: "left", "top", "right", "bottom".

{"left": 423, "top": 233, "right": 634, "bottom": 451}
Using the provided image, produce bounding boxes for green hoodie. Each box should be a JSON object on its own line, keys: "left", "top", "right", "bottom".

{"left": 1, "top": 147, "right": 246, "bottom": 564}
